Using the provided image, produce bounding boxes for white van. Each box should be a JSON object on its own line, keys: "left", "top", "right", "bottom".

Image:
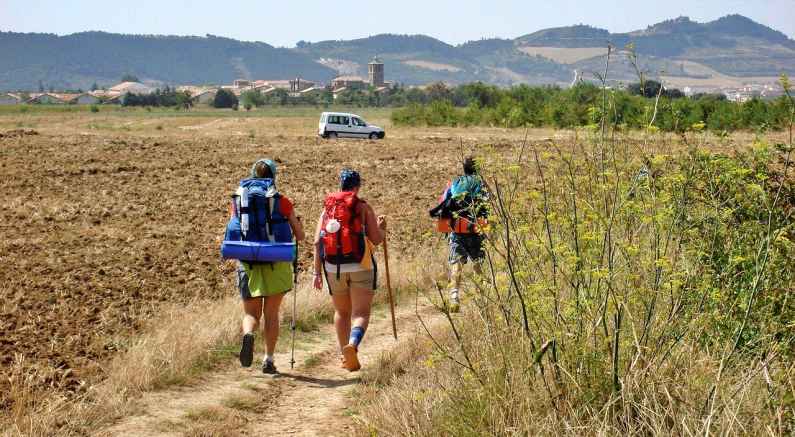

{"left": 318, "top": 112, "right": 385, "bottom": 139}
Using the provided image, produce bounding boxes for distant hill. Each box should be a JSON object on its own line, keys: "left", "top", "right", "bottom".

{"left": 0, "top": 31, "right": 337, "bottom": 91}
{"left": 515, "top": 15, "right": 795, "bottom": 79}
{"left": 1, "top": 14, "right": 793, "bottom": 91}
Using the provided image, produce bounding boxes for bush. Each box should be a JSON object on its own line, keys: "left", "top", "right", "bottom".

{"left": 212, "top": 89, "right": 238, "bottom": 109}
{"left": 361, "top": 137, "right": 795, "bottom": 436}
{"left": 240, "top": 90, "right": 265, "bottom": 109}
{"left": 122, "top": 87, "right": 193, "bottom": 108}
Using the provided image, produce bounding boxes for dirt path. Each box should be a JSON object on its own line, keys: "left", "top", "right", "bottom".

{"left": 99, "top": 301, "right": 443, "bottom": 437}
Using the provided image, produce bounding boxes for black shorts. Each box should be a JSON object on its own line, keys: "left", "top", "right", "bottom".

{"left": 448, "top": 233, "right": 485, "bottom": 265}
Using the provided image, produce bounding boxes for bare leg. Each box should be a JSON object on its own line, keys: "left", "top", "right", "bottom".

{"left": 262, "top": 293, "right": 286, "bottom": 356}
{"left": 450, "top": 262, "right": 464, "bottom": 292}
{"left": 332, "top": 294, "right": 352, "bottom": 350}
{"left": 349, "top": 288, "right": 375, "bottom": 334}
{"left": 242, "top": 298, "right": 263, "bottom": 334}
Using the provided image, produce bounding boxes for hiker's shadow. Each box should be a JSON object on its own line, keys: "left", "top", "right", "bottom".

{"left": 274, "top": 372, "right": 361, "bottom": 388}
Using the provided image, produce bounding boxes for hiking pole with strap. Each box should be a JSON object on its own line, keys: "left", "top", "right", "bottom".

{"left": 382, "top": 235, "right": 398, "bottom": 340}
{"left": 290, "top": 242, "right": 298, "bottom": 369}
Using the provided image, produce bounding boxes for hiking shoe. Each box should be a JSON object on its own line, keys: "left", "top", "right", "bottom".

{"left": 342, "top": 344, "right": 361, "bottom": 372}
{"left": 262, "top": 359, "right": 277, "bottom": 375}
{"left": 239, "top": 333, "right": 255, "bottom": 368}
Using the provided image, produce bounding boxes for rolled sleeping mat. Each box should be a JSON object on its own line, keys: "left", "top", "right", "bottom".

{"left": 221, "top": 241, "right": 296, "bottom": 262}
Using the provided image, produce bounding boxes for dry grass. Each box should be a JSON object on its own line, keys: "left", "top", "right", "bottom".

{"left": 1, "top": 250, "right": 440, "bottom": 436}
{"left": 180, "top": 405, "right": 248, "bottom": 437}
{"left": 355, "top": 308, "right": 795, "bottom": 436}
{"left": 3, "top": 295, "right": 240, "bottom": 436}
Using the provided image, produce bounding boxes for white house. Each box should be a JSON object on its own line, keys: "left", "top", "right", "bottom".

{"left": 192, "top": 89, "right": 217, "bottom": 105}
{"left": 108, "top": 81, "right": 155, "bottom": 95}
{"left": 27, "top": 93, "right": 66, "bottom": 104}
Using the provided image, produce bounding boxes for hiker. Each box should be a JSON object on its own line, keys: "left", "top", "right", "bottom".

{"left": 312, "top": 169, "right": 386, "bottom": 371}
{"left": 232, "top": 159, "right": 305, "bottom": 374}
{"left": 429, "top": 157, "right": 489, "bottom": 312}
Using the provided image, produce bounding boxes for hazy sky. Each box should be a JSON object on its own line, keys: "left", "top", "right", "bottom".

{"left": 1, "top": 0, "right": 793, "bottom": 47}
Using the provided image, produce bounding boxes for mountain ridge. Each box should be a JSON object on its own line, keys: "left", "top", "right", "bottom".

{"left": 1, "top": 14, "right": 793, "bottom": 91}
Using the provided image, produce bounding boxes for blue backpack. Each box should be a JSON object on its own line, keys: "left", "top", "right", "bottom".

{"left": 450, "top": 175, "right": 483, "bottom": 199}
{"left": 221, "top": 178, "right": 295, "bottom": 262}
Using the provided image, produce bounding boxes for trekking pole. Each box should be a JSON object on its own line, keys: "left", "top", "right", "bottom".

{"left": 290, "top": 243, "right": 298, "bottom": 369}
{"left": 382, "top": 236, "right": 398, "bottom": 340}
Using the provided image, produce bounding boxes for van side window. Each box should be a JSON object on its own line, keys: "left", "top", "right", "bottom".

{"left": 353, "top": 117, "right": 365, "bottom": 126}
{"left": 329, "top": 115, "right": 338, "bottom": 124}
{"left": 341, "top": 116, "right": 350, "bottom": 125}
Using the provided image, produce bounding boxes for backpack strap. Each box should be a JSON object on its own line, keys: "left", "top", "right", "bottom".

{"left": 264, "top": 196, "right": 275, "bottom": 242}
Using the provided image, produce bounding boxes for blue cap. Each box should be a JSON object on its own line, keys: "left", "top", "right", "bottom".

{"left": 251, "top": 159, "right": 277, "bottom": 179}
{"left": 340, "top": 169, "right": 361, "bottom": 190}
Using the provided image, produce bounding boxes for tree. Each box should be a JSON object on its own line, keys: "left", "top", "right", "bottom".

{"left": 628, "top": 80, "right": 684, "bottom": 99}
{"left": 174, "top": 91, "right": 193, "bottom": 110}
{"left": 427, "top": 82, "right": 452, "bottom": 102}
{"left": 121, "top": 73, "right": 140, "bottom": 83}
{"left": 213, "top": 89, "right": 238, "bottom": 109}
{"left": 240, "top": 90, "right": 265, "bottom": 109}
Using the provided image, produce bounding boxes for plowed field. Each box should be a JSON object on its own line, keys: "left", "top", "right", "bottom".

{"left": 0, "top": 110, "right": 535, "bottom": 409}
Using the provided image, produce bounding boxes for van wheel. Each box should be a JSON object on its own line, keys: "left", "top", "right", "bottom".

{"left": 328, "top": 132, "right": 338, "bottom": 139}
{"left": 369, "top": 132, "right": 378, "bottom": 140}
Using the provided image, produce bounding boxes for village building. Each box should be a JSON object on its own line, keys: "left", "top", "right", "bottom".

{"left": 299, "top": 86, "right": 323, "bottom": 96}
{"left": 250, "top": 78, "right": 316, "bottom": 92}
{"left": 109, "top": 81, "right": 155, "bottom": 95}
{"left": 0, "top": 93, "right": 22, "bottom": 105}
{"left": 331, "top": 76, "right": 366, "bottom": 91}
{"left": 49, "top": 93, "right": 101, "bottom": 104}
{"left": 71, "top": 93, "right": 101, "bottom": 104}
{"left": 331, "top": 58, "right": 389, "bottom": 92}
{"left": 191, "top": 89, "right": 217, "bottom": 104}
{"left": 26, "top": 93, "right": 66, "bottom": 104}
{"left": 368, "top": 57, "right": 385, "bottom": 87}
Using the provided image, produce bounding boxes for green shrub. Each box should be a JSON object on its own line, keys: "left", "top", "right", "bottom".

{"left": 212, "top": 89, "right": 238, "bottom": 109}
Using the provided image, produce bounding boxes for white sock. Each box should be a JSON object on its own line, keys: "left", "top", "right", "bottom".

{"left": 264, "top": 354, "right": 274, "bottom": 364}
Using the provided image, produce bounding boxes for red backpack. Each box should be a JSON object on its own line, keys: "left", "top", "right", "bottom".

{"left": 321, "top": 191, "right": 366, "bottom": 277}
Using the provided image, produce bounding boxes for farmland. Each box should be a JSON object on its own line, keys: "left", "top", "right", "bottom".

{"left": 1, "top": 106, "right": 792, "bottom": 435}
{"left": 0, "top": 107, "right": 536, "bottom": 408}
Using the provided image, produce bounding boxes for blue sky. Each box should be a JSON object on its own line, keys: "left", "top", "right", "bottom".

{"left": 1, "top": 0, "right": 793, "bottom": 46}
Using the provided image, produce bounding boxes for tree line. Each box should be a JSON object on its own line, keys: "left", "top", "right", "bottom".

{"left": 390, "top": 81, "right": 793, "bottom": 132}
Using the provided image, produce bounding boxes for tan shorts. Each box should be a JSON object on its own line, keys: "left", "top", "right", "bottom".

{"left": 324, "top": 269, "right": 377, "bottom": 295}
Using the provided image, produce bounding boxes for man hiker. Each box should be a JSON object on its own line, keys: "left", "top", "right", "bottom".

{"left": 312, "top": 169, "right": 387, "bottom": 371}
{"left": 429, "top": 157, "right": 489, "bottom": 312}
{"left": 232, "top": 159, "right": 305, "bottom": 374}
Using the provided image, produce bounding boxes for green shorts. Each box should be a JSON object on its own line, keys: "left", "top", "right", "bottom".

{"left": 238, "top": 261, "right": 293, "bottom": 299}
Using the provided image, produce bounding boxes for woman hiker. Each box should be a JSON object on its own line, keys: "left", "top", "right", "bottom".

{"left": 313, "top": 169, "right": 387, "bottom": 371}
{"left": 429, "top": 157, "right": 489, "bottom": 312}
{"left": 235, "top": 159, "right": 305, "bottom": 374}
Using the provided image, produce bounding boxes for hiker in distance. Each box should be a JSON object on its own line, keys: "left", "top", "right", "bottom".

{"left": 229, "top": 159, "right": 305, "bottom": 374}
{"left": 313, "top": 169, "right": 387, "bottom": 372}
{"left": 429, "top": 157, "right": 489, "bottom": 312}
